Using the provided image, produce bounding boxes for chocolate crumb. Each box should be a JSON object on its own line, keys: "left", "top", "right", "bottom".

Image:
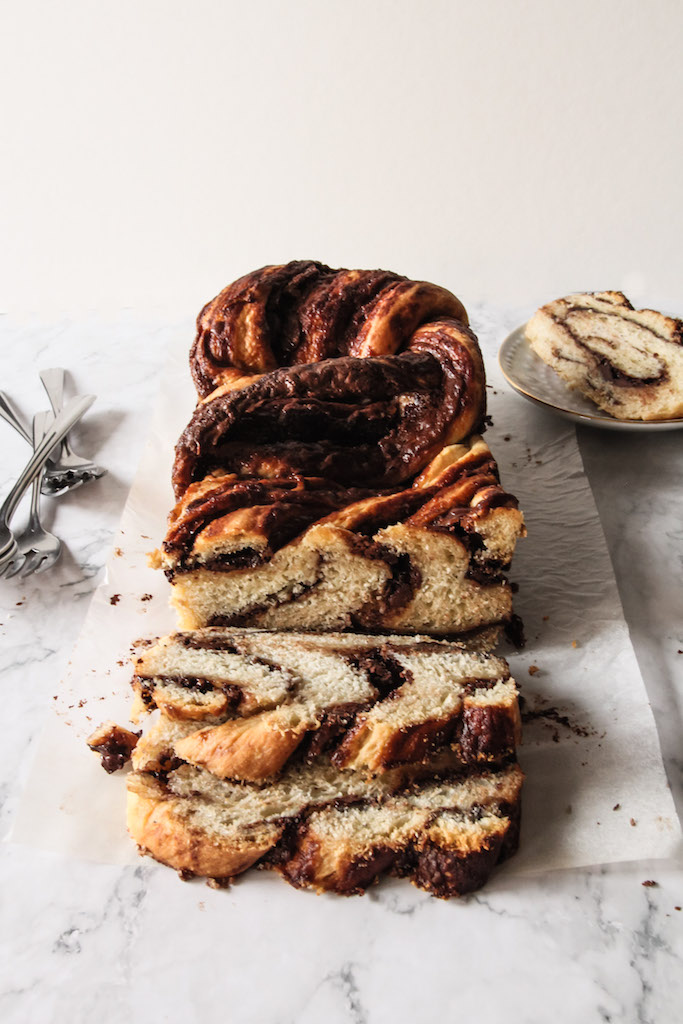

{"left": 503, "top": 435, "right": 511, "bottom": 442}
{"left": 87, "top": 722, "right": 140, "bottom": 773}
{"left": 565, "top": 804, "right": 572, "bottom": 814}
{"left": 207, "top": 877, "right": 232, "bottom": 890}
{"left": 141, "top": 593, "right": 153, "bottom": 602}
{"left": 613, "top": 803, "right": 621, "bottom": 811}
{"left": 528, "top": 665, "right": 539, "bottom": 676}
{"left": 675, "top": 907, "right": 681, "bottom": 911}
{"left": 642, "top": 880, "right": 658, "bottom": 887}
{"left": 522, "top": 704, "right": 592, "bottom": 739}
{"left": 504, "top": 613, "right": 526, "bottom": 649}
{"left": 542, "top": 615, "right": 549, "bottom": 622}
{"left": 630, "top": 818, "right": 637, "bottom": 827}
{"left": 110, "top": 594, "right": 121, "bottom": 606}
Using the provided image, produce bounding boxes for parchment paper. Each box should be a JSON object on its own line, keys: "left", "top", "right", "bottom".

{"left": 9, "top": 310, "right": 682, "bottom": 874}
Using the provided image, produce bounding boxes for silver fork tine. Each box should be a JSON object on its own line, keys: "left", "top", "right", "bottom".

{"left": 0, "top": 396, "right": 94, "bottom": 574}
{"left": 2, "top": 556, "right": 26, "bottom": 579}
{"left": 21, "top": 553, "right": 46, "bottom": 577}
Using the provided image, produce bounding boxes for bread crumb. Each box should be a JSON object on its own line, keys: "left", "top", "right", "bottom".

{"left": 110, "top": 594, "right": 121, "bottom": 606}
{"left": 642, "top": 880, "right": 657, "bottom": 887}
{"left": 613, "top": 803, "right": 621, "bottom": 811}
{"left": 528, "top": 665, "right": 539, "bottom": 676}
{"left": 114, "top": 547, "right": 123, "bottom": 557}
{"left": 630, "top": 818, "right": 637, "bottom": 827}
{"left": 542, "top": 615, "right": 549, "bottom": 621}
{"left": 571, "top": 640, "right": 578, "bottom": 648}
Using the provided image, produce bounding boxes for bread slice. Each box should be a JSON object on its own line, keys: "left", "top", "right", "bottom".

{"left": 526, "top": 291, "right": 683, "bottom": 420}
{"left": 151, "top": 436, "right": 525, "bottom": 638}
{"left": 127, "top": 758, "right": 522, "bottom": 895}
{"left": 130, "top": 629, "right": 520, "bottom": 782}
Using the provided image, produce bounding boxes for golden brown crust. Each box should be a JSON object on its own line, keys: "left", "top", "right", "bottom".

{"left": 126, "top": 761, "right": 523, "bottom": 895}
{"left": 126, "top": 777, "right": 278, "bottom": 878}
{"left": 174, "top": 712, "right": 307, "bottom": 782}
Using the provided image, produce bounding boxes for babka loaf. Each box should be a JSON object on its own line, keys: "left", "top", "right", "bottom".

{"left": 97, "top": 263, "right": 529, "bottom": 899}
{"left": 151, "top": 261, "right": 525, "bottom": 639}
{"left": 525, "top": 291, "right": 683, "bottom": 420}
{"left": 129, "top": 628, "right": 521, "bottom": 782}
{"left": 128, "top": 755, "right": 523, "bottom": 896}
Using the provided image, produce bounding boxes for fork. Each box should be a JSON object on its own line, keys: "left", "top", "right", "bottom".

{"left": 0, "top": 395, "right": 95, "bottom": 576}
{"left": 0, "top": 392, "right": 84, "bottom": 497}
{"left": 2, "top": 412, "right": 63, "bottom": 578}
{"left": 40, "top": 368, "right": 107, "bottom": 490}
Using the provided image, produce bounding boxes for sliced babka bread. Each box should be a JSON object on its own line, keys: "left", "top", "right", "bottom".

{"left": 127, "top": 757, "right": 523, "bottom": 896}
{"left": 129, "top": 629, "right": 521, "bottom": 782}
{"left": 526, "top": 291, "right": 683, "bottom": 420}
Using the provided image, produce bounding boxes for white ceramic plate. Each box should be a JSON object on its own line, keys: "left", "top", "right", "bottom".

{"left": 498, "top": 324, "right": 683, "bottom": 431}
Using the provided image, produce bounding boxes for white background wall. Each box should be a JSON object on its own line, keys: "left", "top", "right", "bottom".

{"left": 1, "top": 0, "right": 682, "bottom": 318}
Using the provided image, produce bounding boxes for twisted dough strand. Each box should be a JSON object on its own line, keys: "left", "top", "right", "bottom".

{"left": 177, "top": 262, "right": 481, "bottom": 498}
{"left": 189, "top": 261, "right": 469, "bottom": 397}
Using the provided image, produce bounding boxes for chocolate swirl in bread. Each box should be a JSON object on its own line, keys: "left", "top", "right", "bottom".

{"left": 526, "top": 291, "right": 683, "bottom": 420}
{"left": 129, "top": 629, "right": 521, "bottom": 784}
{"left": 128, "top": 755, "right": 523, "bottom": 895}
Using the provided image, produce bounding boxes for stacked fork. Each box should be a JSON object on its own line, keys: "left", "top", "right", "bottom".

{"left": 0, "top": 369, "right": 106, "bottom": 579}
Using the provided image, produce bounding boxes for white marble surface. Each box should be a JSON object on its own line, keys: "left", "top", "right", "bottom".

{"left": 1, "top": 307, "right": 682, "bottom": 1024}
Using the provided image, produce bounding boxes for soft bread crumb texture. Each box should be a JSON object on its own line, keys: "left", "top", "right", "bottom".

{"left": 526, "top": 291, "right": 683, "bottom": 420}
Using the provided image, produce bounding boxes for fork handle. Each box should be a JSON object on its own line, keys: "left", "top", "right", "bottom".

{"left": 0, "top": 392, "right": 33, "bottom": 445}
{"left": 39, "top": 368, "right": 75, "bottom": 459}
{"left": 40, "top": 368, "right": 66, "bottom": 415}
{"left": 0, "top": 395, "right": 95, "bottom": 525}
{"left": 28, "top": 412, "right": 52, "bottom": 524}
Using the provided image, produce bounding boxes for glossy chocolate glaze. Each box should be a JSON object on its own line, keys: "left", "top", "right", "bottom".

{"left": 165, "top": 446, "right": 517, "bottom": 581}
{"left": 174, "top": 335, "right": 484, "bottom": 498}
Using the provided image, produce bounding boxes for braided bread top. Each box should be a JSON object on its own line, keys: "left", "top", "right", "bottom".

{"left": 175, "top": 262, "right": 484, "bottom": 499}
{"left": 189, "top": 261, "right": 469, "bottom": 397}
